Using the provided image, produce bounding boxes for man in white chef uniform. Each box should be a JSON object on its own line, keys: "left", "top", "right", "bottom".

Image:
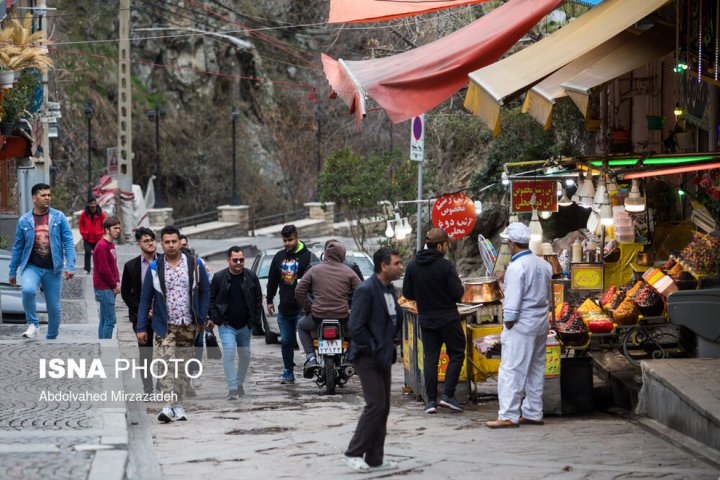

{"left": 487, "top": 222, "right": 552, "bottom": 429}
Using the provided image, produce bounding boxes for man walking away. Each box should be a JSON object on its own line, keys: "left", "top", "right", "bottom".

{"left": 136, "top": 226, "right": 210, "bottom": 422}
{"left": 121, "top": 227, "right": 157, "bottom": 394}
{"left": 487, "top": 222, "right": 552, "bottom": 429}
{"left": 295, "top": 239, "right": 360, "bottom": 378}
{"left": 266, "top": 224, "right": 312, "bottom": 384}
{"left": 403, "top": 228, "right": 465, "bottom": 414}
{"left": 343, "top": 247, "right": 403, "bottom": 473}
{"left": 78, "top": 195, "right": 105, "bottom": 274}
{"left": 208, "top": 246, "right": 262, "bottom": 400}
{"left": 9, "top": 183, "right": 75, "bottom": 340}
{"left": 93, "top": 217, "right": 121, "bottom": 339}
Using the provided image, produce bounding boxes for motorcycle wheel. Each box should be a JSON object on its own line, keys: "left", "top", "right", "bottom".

{"left": 324, "top": 356, "right": 336, "bottom": 395}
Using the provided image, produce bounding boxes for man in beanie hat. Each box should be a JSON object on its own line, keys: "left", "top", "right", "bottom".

{"left": 78, "top": 195, "right": 106, "bottom": 274}
{"left": 487, "top": 222, "right": 552, "bottom": 428}
{"left": 403, "top": 228, "right": 465, "bottom": 414}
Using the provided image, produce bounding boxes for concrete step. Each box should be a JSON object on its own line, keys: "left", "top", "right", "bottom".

{"left": 636, "top": 358, "right": 720, "bottom": 452}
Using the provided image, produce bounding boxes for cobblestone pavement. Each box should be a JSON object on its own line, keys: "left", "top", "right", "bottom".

{"left": 114, "top": 256, "right": 719, "bottom": 480}
{"left": 0, "top": 271, "right": 127, "bottom": 480}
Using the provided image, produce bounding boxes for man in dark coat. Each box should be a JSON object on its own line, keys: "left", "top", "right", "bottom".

{"left": 343, "top": 247, "right": 403, "bottom": 473}
{"left": 207, "top": 246, "right": 262, "bottom": 400}
{"left": 120, "top": 227, "right": 157, "bottom": 393}
{"left": 403, "top": 228, "right": 465, "bottom": 414}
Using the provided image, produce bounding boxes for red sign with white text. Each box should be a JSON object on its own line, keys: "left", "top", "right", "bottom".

{"left": 511, "top": 181, "right": 558, "bottom": 212}
{"left": 431, "top": 192, "right": 476, "bottom": 239}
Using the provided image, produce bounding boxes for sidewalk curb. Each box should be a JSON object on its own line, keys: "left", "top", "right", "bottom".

{"left": 632, "top": 416, "right": 720, "bottom": 469}
{"left": 83, "top": 273, "right": 129, "bottom": 480}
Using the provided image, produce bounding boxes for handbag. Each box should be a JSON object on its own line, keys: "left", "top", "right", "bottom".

{"left": 204, "top": 328, "right": 222, "bottom": 360}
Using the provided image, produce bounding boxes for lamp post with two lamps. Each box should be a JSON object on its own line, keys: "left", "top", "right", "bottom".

{"left": 84, "top": 102, "right": 94, "bottom": 198}
{"left": 146, "top": 106, "right": 166, "bottom": 208}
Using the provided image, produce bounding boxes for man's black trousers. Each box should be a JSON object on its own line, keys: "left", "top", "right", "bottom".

{"left": 421, "top": 319, "right": 466, "bottom": 402}
{"left": 345, "top": 355, "right": 391, "bottom": 467}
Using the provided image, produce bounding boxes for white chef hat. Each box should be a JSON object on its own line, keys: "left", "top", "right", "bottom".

{"left": 507, "top": 222, "right": 531, "bottom": 244}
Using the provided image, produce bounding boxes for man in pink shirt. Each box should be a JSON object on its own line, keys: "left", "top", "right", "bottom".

{"left": 93, "top": 217, "right": 121, "bottom": 339}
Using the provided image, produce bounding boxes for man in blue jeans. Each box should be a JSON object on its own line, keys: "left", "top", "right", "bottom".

{"left": 266, "top": 225, "right": 312, "bottom": 384}
{"left": 93, "top": 216, "right": 122, "bottom": 339}
{"left": 9, "top": 183, "right": 76, "bottom": 340}
{"left": 208, "top": 246, "right": 262, "bottom": 399}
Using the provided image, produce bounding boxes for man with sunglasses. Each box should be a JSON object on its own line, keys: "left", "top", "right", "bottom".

{"left": 121, "top": 227, "right": 158, "bottom": 394}
{"left": 207, "top": 246, "right": 262, "bottom": 400}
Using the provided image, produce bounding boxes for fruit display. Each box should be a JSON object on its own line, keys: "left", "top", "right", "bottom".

{"left": 625, "top": 281, "right": 644, "bottom": 298}
{"left": 555, "top": 301, "right": 572, "bottom": 321}
{"left": 612, "top": 297, "right": 639, "bottom": 325}
{"left": 660, "top": 258, "right": 676, "bottom": 273}
{"left": 667, "top": 262, "right": 685, "bottom": 281}
{"left": 608, "top": 290, "right": 627, "bottom": 312}
{"left": 632, "top": 284, "right": 665, "bottom": 316}
{"left": 675, "top": 271, "right": 698, "bottom": 290}
{"left": 679, "top": 231, "right": 720, "bottom": 274}
{"left": 587, "top": 317, "right": 614, "bottom": 333}
{"left": 576, "top": 298, "right": 602, "bottom": 315}
{"left": 599, "top": 286, "right": 618, "bottom": 308}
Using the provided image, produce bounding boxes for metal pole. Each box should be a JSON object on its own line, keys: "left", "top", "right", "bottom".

{"left": 154, "top": 108, "right": 164, "bottom": 208}
{"left": 231, "top": 108, "right": 239, "bottom": 205}
{"left": 416, "top": 160, "right": 424, "bottom": 253}
{"left": 86, "top": 106, "right": 92, "bottom": 198}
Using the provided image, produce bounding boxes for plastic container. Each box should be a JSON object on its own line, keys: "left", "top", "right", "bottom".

{"left": 615, "top": 233, "right": 635, "bottom": 243}
{"left": 614, "top": 218, "right": 632, "bottom": 227}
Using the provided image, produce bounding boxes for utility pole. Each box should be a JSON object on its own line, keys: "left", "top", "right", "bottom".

{"left": 118, "top": 0, "right": 134, "bottom": 239}
{"left": 231, "top": 108, "right": 239, "bottom": 205}
{"left": 37, "top": 1, "right": 50, "bottom": 184}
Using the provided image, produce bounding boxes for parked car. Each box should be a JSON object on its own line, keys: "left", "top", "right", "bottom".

{"left": 250, "top": 248, "right": 320, "bottom": 344}
{"left": 0, "top": 250, "right": 48, "bottom": 324}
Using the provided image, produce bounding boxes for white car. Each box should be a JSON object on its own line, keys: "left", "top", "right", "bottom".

{"left": 0, "top": 250, "right": 48, "bottom": 324}
{"left": 310, "top": 244, "right": 374, "bottom": 280}
{"left": 251, "top": 248, "right": 320, "bottom": 344}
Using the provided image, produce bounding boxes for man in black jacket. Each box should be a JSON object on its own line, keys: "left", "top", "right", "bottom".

{"left": 403, "top": 228, "right": 465, "bottom": 414}
{"left": 120, "top": 227, "right": 157, "bottom": 394}
{"left": 208, "top": 246, "right": 262, "bottom": 400}
{"left": 344, "top": 247, "right": 403, "bottom": 473}
{"left": 266, "top": 225, "right": 312, "bottom": 384}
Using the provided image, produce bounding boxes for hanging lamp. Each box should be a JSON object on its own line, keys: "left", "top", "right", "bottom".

{"left": 624, "top": 179, "right": 646, "bottom": 213}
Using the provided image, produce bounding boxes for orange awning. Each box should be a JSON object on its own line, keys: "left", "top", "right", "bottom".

{"left": 322, "top": 0, "right": 563, "bottom": 124}
{"left": 328, "top": 0, "right": 489, "bottom": 24}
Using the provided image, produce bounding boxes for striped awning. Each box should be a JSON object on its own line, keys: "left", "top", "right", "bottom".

{"left": 464, "top": 0, "right": 671, "bottom": 135}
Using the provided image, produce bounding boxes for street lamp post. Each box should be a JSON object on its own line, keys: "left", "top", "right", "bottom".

{"left": 146, "top": 106, "right": 166, "bottom": 208}
{"left": 231, "top": 108, "right": 240, "bottom": 205}
{"left": 84, "top": 103, "right": 94, "bottom": 198}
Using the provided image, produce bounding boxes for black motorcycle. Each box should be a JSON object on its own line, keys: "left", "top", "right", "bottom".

{"left": 310, "top": 319, "right": 355, "bottom": 394}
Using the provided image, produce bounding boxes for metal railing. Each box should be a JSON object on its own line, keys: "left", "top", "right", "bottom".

{"left": 174, "top": 210, "right": 218, "bottom": 229}
{"left": 252, "top": 208, "right": 306, "bottom": 230}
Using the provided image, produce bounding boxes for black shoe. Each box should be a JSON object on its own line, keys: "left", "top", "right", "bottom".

{"left": 439, "top": 395, "right": 463, "bottom": 412}
{"left": 227, "top": 390, "right": 239, "bottom": 401}
{"left": 425, "top": 401, "right": 438, "bottom": 414}
{"left": 303, "top": 356, "right": 318, "bottom": 379}
{"left": 237, "top": 385, "right": 245, "bottom": 396}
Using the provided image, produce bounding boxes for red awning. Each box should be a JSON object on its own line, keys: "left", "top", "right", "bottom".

{"left": 322, "top": 0, "right": 562, "bottom": 124}
{"left": 328, "top": 0, "right": 489, "bottom": 24}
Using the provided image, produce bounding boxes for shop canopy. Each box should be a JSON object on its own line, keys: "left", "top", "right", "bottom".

{"left": 328, "top": 0, "right": 489, "bottom": 24}
{"left": 523, "top": 24, "right": 674, "bottom": 129}
{"left": 464, "top": 0, "right": 672, "bottom": 135}
{"left": 322, "top": 0, "right": 563, "bottom": 125}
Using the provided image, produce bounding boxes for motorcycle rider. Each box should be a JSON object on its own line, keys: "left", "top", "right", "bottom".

{"left": 295, "top": 240, "right": 361, "bottom": 378}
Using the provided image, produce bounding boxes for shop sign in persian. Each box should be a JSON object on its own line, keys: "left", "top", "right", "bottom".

{"left": 431, "top": 192, "right": 476, "bottom": 239}
{"left": 571, "top": 263, "right": 604, "bottom": 290}
{"left": 545, "top": 345, "right": 561, "bottom": 378}
{"left": 511, "top": 181, "right": 558, "bottom": 212}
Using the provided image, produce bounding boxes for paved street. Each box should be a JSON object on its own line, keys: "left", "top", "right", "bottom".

{"left": 0, "top": 237, "right": 718, "bottom": 479}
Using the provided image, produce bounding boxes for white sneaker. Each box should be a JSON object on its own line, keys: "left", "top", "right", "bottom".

{"left": 157, "top": 407, "right": 176, "bottom": 423}
{"left": 173, "top": 406, "right": 187, "bottom": 421}
{"left": 22, "top": 325, "right": 39, "bottom": 338}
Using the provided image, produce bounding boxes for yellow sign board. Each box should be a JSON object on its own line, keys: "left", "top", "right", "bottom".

{"left": 571, "top": 263, "right": 604, "bottom": 290}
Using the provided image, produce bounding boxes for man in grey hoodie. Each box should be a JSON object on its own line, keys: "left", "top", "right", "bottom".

{"left": 295, "top": 239, "right": 361, "bottom": 378}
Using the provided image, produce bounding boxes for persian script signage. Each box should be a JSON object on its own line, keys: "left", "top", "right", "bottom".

{"left": 571, "top": 263, "right": 604, "bottom": 290}
{"left": 511, "top": 181, "right": 558, "bottom": 212}
{"left": 431, "top": 192, "right": 476, "bottom": 239}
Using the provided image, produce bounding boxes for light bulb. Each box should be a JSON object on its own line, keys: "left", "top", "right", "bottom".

{"left": 558, "top": 189, "right": 573, "bottom": 207}
{"left": 474, "top": 200, "right": 482, "bottom": 215}
{"left": 600, "top": 194, "right": 613, "bottom": 226}
{"left": 540, "top": 211, "right": 553, "bottom": 220}
{"left": 401, "top": 217, "right": 412, "bottom": 235}
{"left": 624, "top": 179, "right": 646, "bottom": 213}
{"left": 593, "top": 183, "right": 606, "bottom": 213}
{"left": 529, "top": 209, "right": 543, "bottom": 241}
{"left": 501, "top": 171, "right": 510, "bottom": 185}
{"left": 571, "top": 175, "right": 583, "bottom": 203}
{"left": 565, "top": 178, "right": 576, "bottom": 187}
{"left": 395, "top": 230, "right": 407, "bottom": 240}
{"left": 385, "top": 221, "right": 394, "bottom": 238}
